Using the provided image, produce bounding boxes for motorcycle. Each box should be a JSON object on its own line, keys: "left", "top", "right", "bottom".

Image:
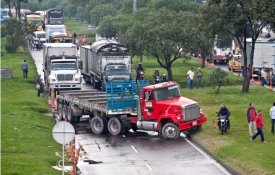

{"left": 218, "top": 115, "right": 229, "bottom": 135}
{"left": 137, "top": 70, "right": 145, "bottom": 80}
{"left": 154, "top": 75, "right": 160, "bottom": 84}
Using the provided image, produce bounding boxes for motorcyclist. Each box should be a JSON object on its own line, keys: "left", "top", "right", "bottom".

{"left": 136, "top": 63, "right": 144, "bottom": 81}
{"left": 153, "top": 69, "right": 160, "bottom": 84}
{"left": 161, "top": 74, "right": 168, "bottom": 82}
{"left": 217, "top": 103, "right": 231, "bottom": 129}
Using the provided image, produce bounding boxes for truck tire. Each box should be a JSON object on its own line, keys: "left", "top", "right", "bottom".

{"left": 57, "top": 103, "right": 63, "bottom": 121}
{"left": 161, "top": 123, "right": 180, "bottom": 140}
{"left": 90, "top": 116, "right": 107, "bottom": 135}
{"left": 67, "top": 107, "right": 80, "bottom": 123}
{"left": 62, "top": 104, "right": 68, "bottom": 121}
{"left": 108, "top": 118, "right": 124, "bottom": 136}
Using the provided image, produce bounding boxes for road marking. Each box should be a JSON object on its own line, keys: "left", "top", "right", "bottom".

{"left": 131, "top": 145, "right": 138, "bottom": 153}
{"left": 145, "top": 163, "right": 153, "bottom": 172}
{"left": 182, "top": 134, "right": 231, "bottom": 175}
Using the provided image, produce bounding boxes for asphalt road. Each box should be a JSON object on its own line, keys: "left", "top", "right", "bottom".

{"left": 75, "top": 121, "right": 231, "bottom": 175}
{"left": 29, "top": 48, "right": 232, "bottom": 175}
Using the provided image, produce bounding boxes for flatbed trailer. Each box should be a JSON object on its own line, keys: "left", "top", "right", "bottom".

{"left": 56, "top": 80, "right": 207, "bottom": 139}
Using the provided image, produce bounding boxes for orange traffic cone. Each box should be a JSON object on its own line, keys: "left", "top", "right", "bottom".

{"left": 212, "top": 119, "right": 217, "bottom": 129}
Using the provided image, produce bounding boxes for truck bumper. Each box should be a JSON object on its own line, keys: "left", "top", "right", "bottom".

{"left": 178, "top": 117, "right": 207, "bottom": 131}
{"left": 50, "top": 83, "right": 81, "bottom": 90}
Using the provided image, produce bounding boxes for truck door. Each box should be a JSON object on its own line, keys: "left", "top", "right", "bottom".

{"left": 142, "top": 90, "right": 156, "bottom": 120}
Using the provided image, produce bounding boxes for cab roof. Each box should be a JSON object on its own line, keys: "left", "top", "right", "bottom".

{"left": 142, "top": 81, "right": 177, "bottom": 90}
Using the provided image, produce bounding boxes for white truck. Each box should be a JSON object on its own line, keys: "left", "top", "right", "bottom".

{"left": 246, "top": 41, "right": 275, "bottom": 77}
{"left": 80, "top": 39, "right": 132, "bottom": 90}
{"left": 45, "top": 25, "right": 67, "bottom": 42}
{"left": 43, "top": 43, "right": 82, "bottom": 94}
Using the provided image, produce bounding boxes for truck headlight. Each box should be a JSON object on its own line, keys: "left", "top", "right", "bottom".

{"left": 74, "top": 77, "right": 80, "bottom": 81}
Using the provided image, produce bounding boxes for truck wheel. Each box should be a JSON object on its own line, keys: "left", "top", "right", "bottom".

{"left": 67, "top": 107, "right": 80, "bottom": 123}
{"left": 62, "top": 104, "right": 68, "bottom": 121}
{"left": 57, "top": 103, "right": 63, "bottom": 121}
{"left": 108, "top": 118, "right": 124, "bottom": 136}
{"left": 161, "top": 123, "right": 180, "bottom": 140}
{"left": 90, "top": 116, "right": 107, "bottom": 134}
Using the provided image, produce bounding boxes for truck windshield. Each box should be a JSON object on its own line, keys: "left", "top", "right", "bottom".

{"left": 51, "top": 61, "right": 76, "bottom": 70}
{"left": 154, "top": 85, "right": 180, "bottom": 101}
{"left": 105, "top": 64, "right": 127, "bottom": 71}
{"left": 50, "top": 18, "right": 63, "bottom": 25}
{"left": 36, "top": 33, "right": 45, "bottom": 38}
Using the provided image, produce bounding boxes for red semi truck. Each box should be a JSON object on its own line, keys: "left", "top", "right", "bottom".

{"left": 56, "top": 81, "right": 207, "bottom": 139}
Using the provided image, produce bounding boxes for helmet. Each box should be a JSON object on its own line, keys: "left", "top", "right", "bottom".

{"left": 221, "top": 103, "right": 226, "bottom": 109}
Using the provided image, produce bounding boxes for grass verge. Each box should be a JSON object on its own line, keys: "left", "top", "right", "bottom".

{"left": 1, "top": 41, "right": 61, "bottom": 174}
{"left": 183, "top": 86, "right": 275, "bottom": 175}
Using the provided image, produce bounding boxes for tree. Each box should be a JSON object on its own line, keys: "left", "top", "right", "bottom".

{"left": 1, "top": 19, "right": 26, "bottom": 53}
{"left": 201, "top": 0, "right": 275, "bottom": 92}
{"left": 90, "top": 4, "right": 116, "bottom": 26}
{"left": 209, "top": 68, "right": 229, "bottom": 94}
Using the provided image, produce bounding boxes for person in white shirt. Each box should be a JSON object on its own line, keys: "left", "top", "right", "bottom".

{"left": 260, "top": 67, "right": 266, "bottom": 86}
{"left": 270, "top": 102, "right": 275, "bottom": 133}
{"left": 187, "top": 68, "right": 195, "bottom": 89}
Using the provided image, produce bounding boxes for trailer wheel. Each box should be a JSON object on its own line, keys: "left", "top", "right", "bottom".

{"left": 57, "top": 103, "right": 63, "bottom": 121}
{"left": 90, "top": 116, "right": 107, "bottom": 134}
{"left": 62, "top": 104, "right": 68, "bottom": 121}
{"left": 161, "top": 123, "right": 180, "bottom": 140}
{"left": 67, "top": 107, "right": 80, "bottom": 123}
{"left": 108, "top": 118, "right": 124, "bottom": 136}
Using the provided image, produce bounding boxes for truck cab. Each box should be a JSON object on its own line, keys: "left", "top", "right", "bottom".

{"left": 137, "top": 82, "right": 207, "bottom": 139}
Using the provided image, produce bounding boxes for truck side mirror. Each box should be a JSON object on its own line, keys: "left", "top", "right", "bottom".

{"left": 78, "top": 60, "right": 83, "bottom": 69}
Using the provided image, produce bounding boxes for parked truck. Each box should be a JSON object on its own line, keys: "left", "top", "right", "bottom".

{"left": 44, "top": 8, "right": 64, "bottom": 25}
{"left": 245, "top": 41, "right": 275, "bottom": 77}
{"left": 80, "top": 39, "right": 132, "bottom": 90}
{"left": 43, "top": 43, "right": 82, "bottom": 94}
{"left": 56, "top": 80, "right": 207, "bottom": 139}
{"left": 45, "top": 25, "right": 67, "bottom": 42}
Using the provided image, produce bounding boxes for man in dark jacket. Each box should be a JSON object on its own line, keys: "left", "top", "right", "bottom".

{"left": 136, "top": 63, "right": 144, "bottom": 81}
{"left": 217, "top": 103, "right": 231, "bottom": 128}
{"left": 21, "top": 60, "right": 28, "bottom": 78}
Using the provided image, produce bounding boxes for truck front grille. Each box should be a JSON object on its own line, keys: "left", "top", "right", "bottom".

{"left": 57, "top": 74, "right": 73, "bottom": 81}
{"left": 182, "top": 104, "right": 200, "bottom": 121}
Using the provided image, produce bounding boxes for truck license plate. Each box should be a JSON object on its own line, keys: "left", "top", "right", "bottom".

{"left": 192, "top": 121, "right": 197, "bottom": 126}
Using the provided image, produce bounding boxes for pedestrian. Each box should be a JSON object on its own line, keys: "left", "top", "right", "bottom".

{"left": 21, "top": 59, "right": 28, "bottom": 78}
{"left": 270, "top": 102, "right": 275, "bottom": 133}
{"left": 251, "top": 110, "right": 266, "bottom": 143}
{"left": 247, "top": 102, "right": 257, "bottom": 137}
{"left": 36, "top": 75, "right": 44, "bottom": 97}
{"left": 197, "top": 67, "right": 203, "bottom": 88}
{"left": 187, "top": 68, "right": 194, "bottom": 89}
{"left": 260, "top": 67, "right": 266, "bottom": 86}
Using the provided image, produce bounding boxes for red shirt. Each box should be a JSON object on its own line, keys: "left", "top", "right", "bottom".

{"left": 249, "top": 107, "right": 257, "bottom": 122}
{"left": 255, "top": 114, "right": 264, "bottom": 128}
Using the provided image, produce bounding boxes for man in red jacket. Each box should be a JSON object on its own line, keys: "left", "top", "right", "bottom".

{"left": 251, "top": 110, "right": 266, "bottom": 143}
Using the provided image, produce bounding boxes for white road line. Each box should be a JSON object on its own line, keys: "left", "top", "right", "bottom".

{"left": 131, "top": 145, "right": 138, "bottom": 153}
{"left": 182, "top": 135, "right": 231, "bottom": 175}
{"left": 145, "top": 163, "right": 153, "bottom": 172}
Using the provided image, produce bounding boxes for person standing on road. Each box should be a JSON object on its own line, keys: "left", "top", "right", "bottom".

{"left": 251, "top": 110, "right": 266, "bottom": 143}
{"left": 187, "top": 67, "right": 194, "bottom": 89}
{"left": 270, "top": 102, "right": 275, "bottom": 133}
{"left": 197, "top": 67, "right": 203, "bottom": 88}
{"left": 247, "top": 102, "right": 257, "bottom": 137}
{"left": 36, "top": 75, "right": 44, "bottom": 97}
{"left": 21, "top": 59, "right": 28, "bottom": 78}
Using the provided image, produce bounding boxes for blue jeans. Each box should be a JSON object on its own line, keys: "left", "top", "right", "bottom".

{"left": 252, "top": 128, "right": 265, "bottom": 142}
{"left": 261, "top": 77, "right": 265, "bottom": 86}
{"left": 187, "top": 79, "right": 193, "bottom": 89}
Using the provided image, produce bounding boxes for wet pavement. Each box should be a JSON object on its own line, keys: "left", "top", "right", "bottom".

{"left": 75, "top": 121, "right": 231, "bottom": 175}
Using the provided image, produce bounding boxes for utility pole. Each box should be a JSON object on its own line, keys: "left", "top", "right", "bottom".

{"left": 133, "top": 0, "right": 137, "bottom": 13}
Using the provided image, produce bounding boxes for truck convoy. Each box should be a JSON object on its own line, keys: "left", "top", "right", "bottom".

{"left": 80, "top": 39, "right": 132, "bottom": 90}
{"left": 43, "top": 43, "right": 82, "bottom": 94}
{"left": 56, "top": 81, "right": 207, "bottom": 139}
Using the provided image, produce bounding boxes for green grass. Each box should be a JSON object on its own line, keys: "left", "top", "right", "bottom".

{"left": 1, "top": 40, "right": 61, "bottom": 174}
{"left": 65, "top": 18, "right": 96, "bottom": 37}
{"left": 183, "top": 86, "right": 275, "bottom": 175}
